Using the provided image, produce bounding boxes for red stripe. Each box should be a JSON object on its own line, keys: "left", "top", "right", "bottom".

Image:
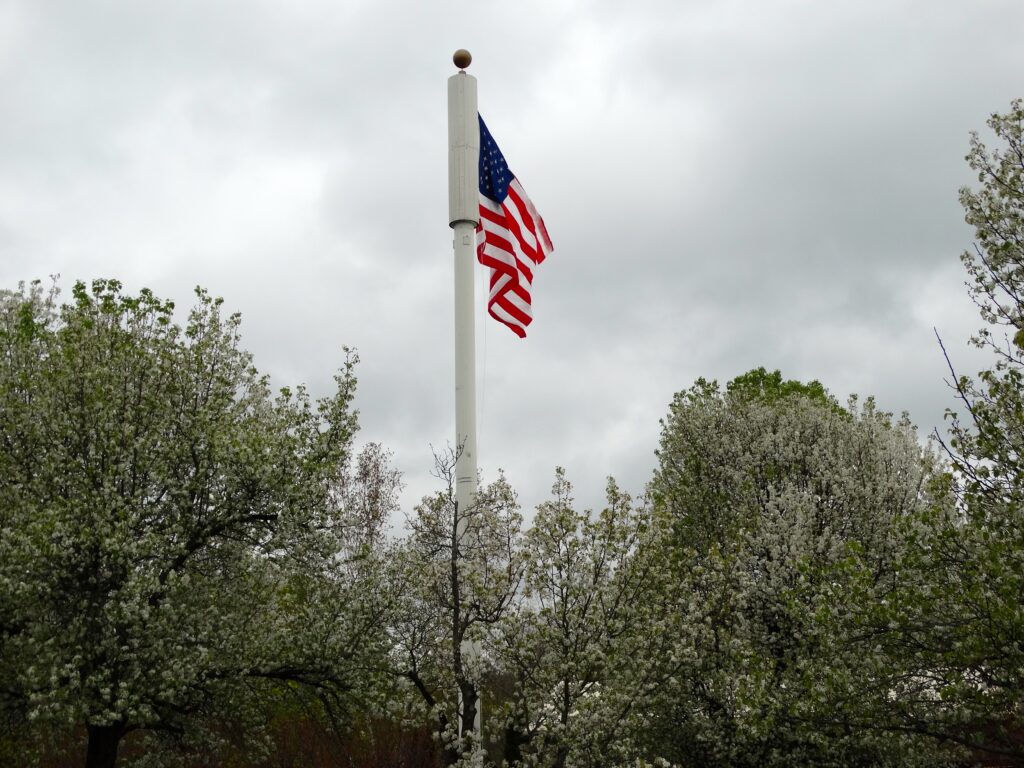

{"left": 536, "top": 217, "right": 553, "bottom": 256}
{"left": 506, "top": 186, "right": 547, "bottom": 265}
{"left": 493, "top": 293, "right": 531, "bottom": 328}
{"left": 513, "top": 179, "right": 553, "bottom": 252}
{"left": 479, "top": 204, "right": 506, "bottom": 228}
{"left": 492, "top": 219, "right": 536, "bottom": 280}
{"left": 485, "top": 190, "right": 537, "bottom": 266}
{"left": 478, "top": 242, "right": 523, "bottom": 282}
{"left": 504, "top": 278, "right": 531, "bottom": 305}
{"left": 506, "top": 187, "right": 539, "bottom": 249}
{"left": 510, "top": 181, "right": 553, "bottom": 258}
{"left": 481, "top": 204, "right": 536, "bottom": 268}
{"left": 488, "top": 306, "right": 527, "bottom": 338}
{"left": 480, "top": 239, "right": 534, "bottom": 285}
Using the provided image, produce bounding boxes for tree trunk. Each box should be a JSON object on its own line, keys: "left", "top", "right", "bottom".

{"left": 85, "top": 723, "right": 124, "bottom": 768}
{"left": 503, "top": 723, "right": 530, "bottom": 765}
{"left": 439, "top": 680, "right": 478, "bottom": 767}
{"left": 459, "top": 679, "right": 478, "bottom": 740}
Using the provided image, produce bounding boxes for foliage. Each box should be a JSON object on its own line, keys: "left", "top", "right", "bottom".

{"left": 8, "top": 103, "right": 1024, "bottom": 768}
{"left": 0, "top": 280, "right": 394, "bottom": 768}
{"left": 640, "top": 372, "right": 952, "bottom": 767}
{"left": 883, "top": 99, "right": 1024, "bottom": 761}
{"left": 492, "top": 471, "right": 667, "bottom": 768}
{"left": 389, "top": 449, "right": 524, "bottom": 766}
{"left": 725, "top": 366, "right": 840, "bottom": 413}
{"left": 960, "top": 99, "right": 1024, "bottom": 354}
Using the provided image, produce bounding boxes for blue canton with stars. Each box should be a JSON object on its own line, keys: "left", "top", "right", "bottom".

{"left": 478, "top": 115, "right": 514, "bottom": 204}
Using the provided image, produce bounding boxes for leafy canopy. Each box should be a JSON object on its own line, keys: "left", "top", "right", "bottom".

{"left": 0, "top": 279, "right": 390, "bottom": 768}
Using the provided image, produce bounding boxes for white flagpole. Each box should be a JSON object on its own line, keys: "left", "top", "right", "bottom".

{"left": 447, "top": 48, "right": 482, "bottom": 753}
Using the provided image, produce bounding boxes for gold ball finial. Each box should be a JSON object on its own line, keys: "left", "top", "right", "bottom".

{"left": 453, "top": 49, "right": 472, "bottom": 70}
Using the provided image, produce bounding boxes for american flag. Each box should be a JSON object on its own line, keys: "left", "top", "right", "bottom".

{"left": 476, "top": 115, "right": 553, "bottom": 338}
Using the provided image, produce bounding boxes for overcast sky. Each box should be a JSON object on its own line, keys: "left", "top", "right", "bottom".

{"left": 2, "top": 0, "right": 1021, "bottom": 520}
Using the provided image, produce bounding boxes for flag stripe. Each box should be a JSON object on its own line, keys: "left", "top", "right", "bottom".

{"left": 478, "top": 228, "right": 534, "bottom": 286}
{"left": 488, "top": 303, "right": 527, "bottom": 339}
{"left": 480, "top": 200, "right": 536, "bottom": 280}
{"left": 507, "top": 183, "right": 551, "bottom": 262}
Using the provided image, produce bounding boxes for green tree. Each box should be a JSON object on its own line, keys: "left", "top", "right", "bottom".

{"left": 641, "top": 371, "right": 950, "bottom": 767}
{"left": 725, "top": 366, "right": 838, "bottom": 411}
{"left": 883, "top": 99, "right": 1024, "bottom": 761}
{"left": 0, "top": 280, "right": 392, "bottom": 768}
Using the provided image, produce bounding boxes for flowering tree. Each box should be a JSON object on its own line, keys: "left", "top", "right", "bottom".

{"left": 492, "top": 470, "right": 669, "bottom": 768}
{"left": 882, "top": 99, "right": 1024, "bottom": 761}
{"left": 0, "top": 280, "right": 393, "bottom": 768}
{"left": 389, "top": 449, "right": 524, "bottom": 766}
{"left": 640, "top": 369, "right": 949, "bottom": 767}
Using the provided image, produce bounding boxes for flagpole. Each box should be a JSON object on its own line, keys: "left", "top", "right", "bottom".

{"left": 448, "top": 49, "right": 478, "bottom": 529}
{"left": 447, "top": 48, "right": 482, "bottom": 754}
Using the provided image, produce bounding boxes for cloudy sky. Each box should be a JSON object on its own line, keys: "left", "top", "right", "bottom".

{"left": 2, "top": 0, "right": 1021, "bottom": 519}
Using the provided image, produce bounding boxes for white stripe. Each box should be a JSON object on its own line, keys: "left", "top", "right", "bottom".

{"left": 489, "top": 272, "right": 511, "bottom": 301}
{"left": 490, "top": 301, "right": 527, "bottom": 331}
{"left": 479, "top": 219, "right": 534, "bottom": 289}
{"left": 479, "top": 196, "right": 502, "bottom": 216}
{"left": 504, "top": 288, "right": 533, "bottom": 318}
{"left": 479, "top": 235, "right": 518, "bottom": 273}
{"left": 512, "top": 180, "right": 553, "bottom": 256}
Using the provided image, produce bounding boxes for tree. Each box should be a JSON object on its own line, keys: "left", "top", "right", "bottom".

{"left": 493, "top": 470, "right": 670, "bottom": 768}
{"left": 885, "top": 99, "right": 1024, "bottom": 761}
{"left": 389, "top": 448, "right": 524, "bottom": 766}
{"left": 0, "top": 280, "right": 393, "bottom": 768}
{"left": 641, "top": 370, "right": 950, "bottom": 767}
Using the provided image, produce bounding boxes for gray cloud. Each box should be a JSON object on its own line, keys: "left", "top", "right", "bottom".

{"left": 0, "top": 0, "right": 1020, "bottom": 518}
